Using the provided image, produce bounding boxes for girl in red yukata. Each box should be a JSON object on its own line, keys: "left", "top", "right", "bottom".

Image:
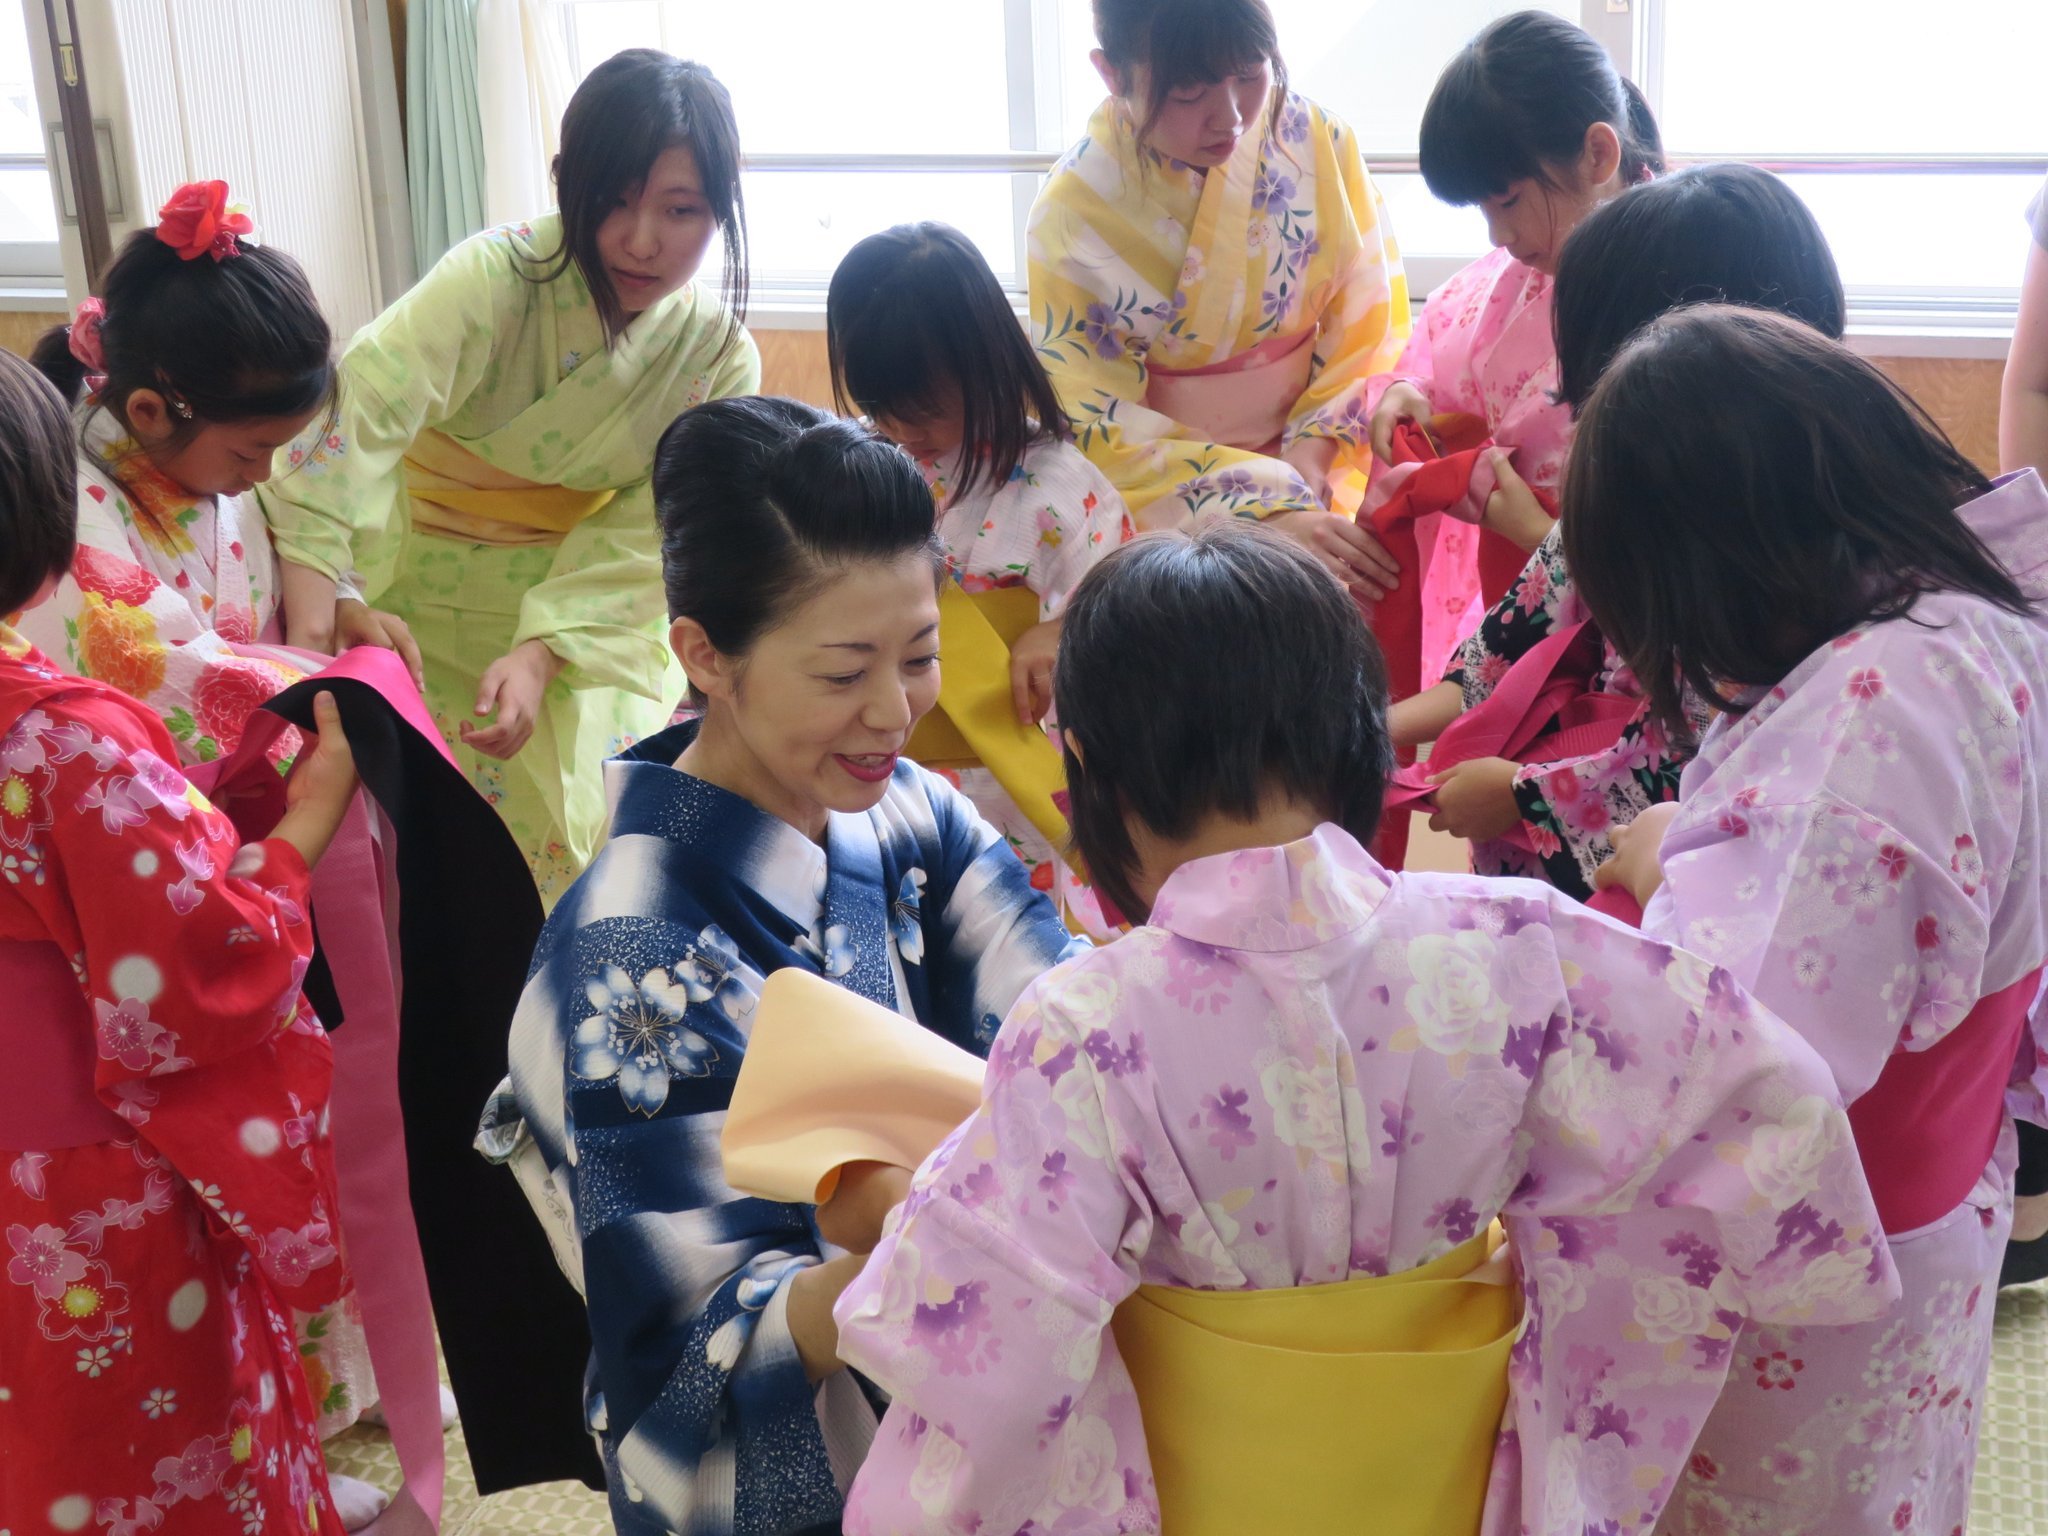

{"left": 0, "top": 347, "right": 362, "bottom": 1536}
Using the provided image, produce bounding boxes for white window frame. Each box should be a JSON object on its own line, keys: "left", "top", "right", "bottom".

{"left": 0, "top": 125, "right": 62, "bottom": 304}
{"left": 562, "top": 0, "right": 2031, "bottom": 355}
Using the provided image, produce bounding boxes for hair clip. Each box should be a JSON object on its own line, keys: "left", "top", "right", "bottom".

{"left": 155, "top": 179, "right": 255, "bottom": 263}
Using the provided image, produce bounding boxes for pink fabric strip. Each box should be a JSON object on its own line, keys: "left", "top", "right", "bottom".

{"left": 0, "top": 940, "right": 133, "bottom": 1150}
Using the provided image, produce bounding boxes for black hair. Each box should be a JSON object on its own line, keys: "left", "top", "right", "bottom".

{"left": 0, "top": 348, "right": 82, "bottom": 616}
{"left": 828, "top": 222, "right": 1070, "bottom": 501}
{"left": 1562, "top": 306, "right": 2030, "bottom": 735}
{"left": 1092, "top": 0, "right": 1289, "bottom": 147}
{"left": 654, "top": 396, "right": 943, "bottom": 690}
{"left": 1054, "top": 520, "right": 1391, "bottom": 922}
{"left": 1419, "top": 9, "right": 1663, "bottom": 207}
{"left": 539, "top": 50, "right": 747, "bottom": 352}
{"left": 31, "top": 226, "right": 332, "bottom": 446}
{"left": 1553, "top": 163, "right": 1846, "bottom": 412}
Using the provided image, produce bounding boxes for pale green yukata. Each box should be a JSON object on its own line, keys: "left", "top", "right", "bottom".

{"left": 260, "top": 214, "right": 760, "bottom": 902}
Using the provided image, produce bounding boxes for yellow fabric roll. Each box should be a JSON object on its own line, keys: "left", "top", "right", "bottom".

{"left": 1113, "top": 1227, "right": 1518, "bottom": 1536}
{"left": 906, "top": 582, "right": 1071, "bottom": 852}
{"left": 402, "top": 427, "right": 616, "bottom": 545}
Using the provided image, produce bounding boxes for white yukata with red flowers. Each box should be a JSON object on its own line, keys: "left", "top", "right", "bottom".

{"left": 832, "top": 824, "right": 1897, "bottom": 1535}
{"left": 1645, "top": 470, "right": 2048, "bottom": 1535}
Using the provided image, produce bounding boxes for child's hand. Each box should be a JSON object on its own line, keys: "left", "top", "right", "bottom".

{"left": 1369, "top": 381, "right": 1432, "bottom": 464}
{"left": 1594, "top": 801, "right": 1682, "bottom": 907}
{"left": 1010, "top": 618, "right": 1062, "bottom": 725}
{"left": 461, "top": 639, "right": 562, "bottom": 761}
{"left": 816, "top": 1161, "right": 913, "bottom": 1254}
{"left": 1480, "top": 451, "right": 1555, "bottom": 552}
{"left": 334, "top": 599, "right": 424, "bottom": 690}
{"left": 275, "top": 691, "right": 358, "bottom": 867}
{"left": 1425, "top": 756, "right": 1523, "bottom": 842}
{"left": 1268, "top": 509, "right": 1400, "bottom": 602}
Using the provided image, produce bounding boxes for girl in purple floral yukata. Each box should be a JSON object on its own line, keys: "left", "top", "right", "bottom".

{"left": 1581, "top": 308, "right": 2048, "bottom": 1535}
{"left": 826, "top": 521, "right": 1894, "bottom": 1536}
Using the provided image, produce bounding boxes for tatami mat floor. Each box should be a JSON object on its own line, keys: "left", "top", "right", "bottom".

{"left": 330, "top": 1280, "right": 2048, "bottom": 1535}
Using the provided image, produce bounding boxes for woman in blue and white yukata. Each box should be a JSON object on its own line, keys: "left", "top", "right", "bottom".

{"left": 478, "top": 396, "right": 1084, "bottom": 1535}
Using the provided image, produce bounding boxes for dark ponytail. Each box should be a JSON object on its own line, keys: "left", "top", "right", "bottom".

{"left": 1418, "top": 9, "right": 1664, "bottom": 206}
{"left": 30, "top": 224, "right": 332, "bottom": 447}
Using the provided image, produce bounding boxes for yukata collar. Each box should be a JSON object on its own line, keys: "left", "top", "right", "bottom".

{"left": 1145, "top": 822, "right": 1394, "bottom": 954}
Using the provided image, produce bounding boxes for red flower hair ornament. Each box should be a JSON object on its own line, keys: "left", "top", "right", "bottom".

{"left": 154, "top": 180, "right": 254, "bottom": 263}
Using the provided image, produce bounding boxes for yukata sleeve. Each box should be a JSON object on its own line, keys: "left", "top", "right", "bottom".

{"left": 1499, "top": 925, "right": 1894, "bottom": 1536}
{"left": 1647, "top": 790, "right": 1994, "bottom": 1104}
{"left": 1442, "top": 528, "right": 1572, "bottom": 701}
{"left": 1028, "top": 453, "right": 1135, "bottom": 618}
{"left": 513, "top": 337, "right": 760, "bottom": 699}
{"left": 550, "top": 924, "right": 852, "bottom": 1533}
{"left": 1029, "top": 188, "right": 1320, "bottom": 529}
{"left": 258, "top": 234, "right": 525, "bottom": 597}
{"left": 835, "top": 971, "right": 1152, "bottom": 1536}
{"left": 16, "top": 689, "right": 343, "bottom": 1312}
{"left": 1286, "top": 116, "right": 1412, "bottom": 455}
{"left": 917, "top": 768, "right": 1089, "bottom": 1046}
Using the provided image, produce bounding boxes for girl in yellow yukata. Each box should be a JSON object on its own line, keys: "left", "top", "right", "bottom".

{"left": 260, "top": 51, "right": 760, "bottom": 902}
{"left": 828, "top": 223, "right": 1132, "bottom": 938}
{"left": 1029, "top": 0, "right": 1410, "bottom": 605}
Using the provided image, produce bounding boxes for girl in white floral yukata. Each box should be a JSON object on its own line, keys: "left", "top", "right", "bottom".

{"left": 827, "top": 522, "right": 1895, "bottom": 1536}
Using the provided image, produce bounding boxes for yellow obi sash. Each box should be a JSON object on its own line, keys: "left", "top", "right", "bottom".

{"left": 906, "top": 582, "right": 1070, "bottom": 852}
{"left": 1113, "top": 1227, "right": 1519, "bottom": 1536}
{"left": 402, "top": 429, "right": 616, "bottom": 547}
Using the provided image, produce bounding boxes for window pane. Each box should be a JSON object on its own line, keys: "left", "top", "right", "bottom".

{"left": 1777, "top": 173, "right": 2037, "bottom": 293}
{"left": 0, "top": 166, "right": 57, "bottom": 243}
{"left": 1052, "top": 0, "right": 1574, "bottom": 150}
{"left": 0, "top": 0, "right": 43, "bottom": 156}
{"left": 1659, "top": 0, "right": 2048, "bottom": 155}
{"left": 735, "top": 171, "right": 1018, "bottom": 287}
{"left": 567, "top": 2, "right": 1012, "bottom": 156}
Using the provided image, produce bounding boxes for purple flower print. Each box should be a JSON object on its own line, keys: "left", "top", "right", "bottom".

{"left": 1279, "top": 100, "right": 1310, "bottom": 144}
{"left": 1082, "top": 302, "right": 1127, "bottom": 360}
{"left": 1202, "top": 1085, "right": 1256, "bottom": 1160}
{"left": 1252, "top": 168, "right": 1296, "bottom": 215}
{"left": 1379, "top": 1099, "right": 1421, "bottom": 1157}
{"left": 912, "top": 1279, "right": 1001, "bottom": 1376}
{"left": 1427, "top": 1197, "right": 1481, "bottom": 1244}
{"left": 1038, "top": 1152, "right": 1076, "bottom": 1209}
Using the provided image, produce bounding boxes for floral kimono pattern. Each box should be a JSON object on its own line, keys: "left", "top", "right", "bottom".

{"left": 0, "top": 632, "right": 348, "bottom": 1534}
{"left": 476, "top": 719, "right": 1083, "bottom": 1535}
{"left": 922, "top": 435, "right": 1131, "bottom": 932}
{"left": 1028, "top": 92, "right": 1409, "bottom": 527}
{"left": 1645, "top": 470, "right": 2048, "bottom": 1535}
{"left": 1444, "top": 527, "right": 1709, "bottom": 897}
{"left": 832, "top": 825, "right": 1895, "bottom": 1535}
{"left": 1367, "top": 247, "right": 1575, "bottom": 683}
{"left": 259, "top": 214, "right": 761, "bottom": 901}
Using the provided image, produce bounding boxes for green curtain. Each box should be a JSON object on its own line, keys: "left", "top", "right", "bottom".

{"left": 406, "top": 0, "right": 487, "bottom": 266}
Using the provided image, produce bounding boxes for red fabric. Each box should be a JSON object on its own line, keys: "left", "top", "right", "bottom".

{"left": 0, "top": 643, "right": 342, "bottom": 1533}
{"left": 1476, "top": 485, "right": 1558, "bottom": 604}
{"left": 1381, "top": 618, "right": 1641, "bottom": 854}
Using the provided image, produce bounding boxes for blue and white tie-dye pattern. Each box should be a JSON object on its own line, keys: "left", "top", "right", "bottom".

{"left": 479, "top": 719, "right": 1082, "bottom": 1534}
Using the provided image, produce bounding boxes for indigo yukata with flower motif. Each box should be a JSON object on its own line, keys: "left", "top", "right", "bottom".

{"left": 479, "top": 719, "right": 1082, "bottom": 1535}
{"left": 1644, "top": 470, "right": 2048, "bottom": 1536}
{"left": 0, "top": 628, "right": 349, "bottom": 1535}
{"left": 831, "top": 824, "right": 1897, "bottom": 1535}
{"left": 1028, "top": 93, "right": 1409, "bottom": 526}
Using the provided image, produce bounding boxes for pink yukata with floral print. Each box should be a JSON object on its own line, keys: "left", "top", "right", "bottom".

{"left": 1367, "top": 247, "right": 1575, "bottom": 683}
{"left": 832, "top": 823, "right": 1896, "bottom": 1535}
{"left": 1646, "top": 469, "right": 2048, "bottom": 1536}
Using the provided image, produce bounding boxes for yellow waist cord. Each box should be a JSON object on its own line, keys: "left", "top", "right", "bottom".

{"left": 1112, "top": 1227, "right": 1519, "bottom": 1536}
{"left": 906, "top": 582, "right": 1071, "bottom": 853}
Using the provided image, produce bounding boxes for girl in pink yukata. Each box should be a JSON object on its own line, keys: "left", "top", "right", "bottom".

{"left": 1579, "top": 307, "right": 2048, "bottom": 1535}
{"left": 1365, "top": 10, "right": 1662, "bottom": 684}
{"left": 1392, "top": 164, "right": 1846, "bottom": 900}
{"left": 826, "top": 521, "right": 1896, "bottom": 1536}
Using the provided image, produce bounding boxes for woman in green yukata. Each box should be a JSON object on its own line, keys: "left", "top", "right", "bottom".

{"left": 261, "top": 50, "right": 760, "bottom": 902}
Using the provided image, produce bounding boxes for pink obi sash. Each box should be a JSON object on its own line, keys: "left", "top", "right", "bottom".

{"left": 1381, "top": 618, "right": 1643, "bottom": 853}
{"left": 1145, "top": 327, "right": 1316, "bottom": 455}
{"left": 1591, "top": 888, "right": 2040, "bottom": 1238}
{"left": 0, "top": 940, "right": 133, "bottom": 1150}
{"left": 1848, "top": 966, "right": 2043, "bottom": 1234}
